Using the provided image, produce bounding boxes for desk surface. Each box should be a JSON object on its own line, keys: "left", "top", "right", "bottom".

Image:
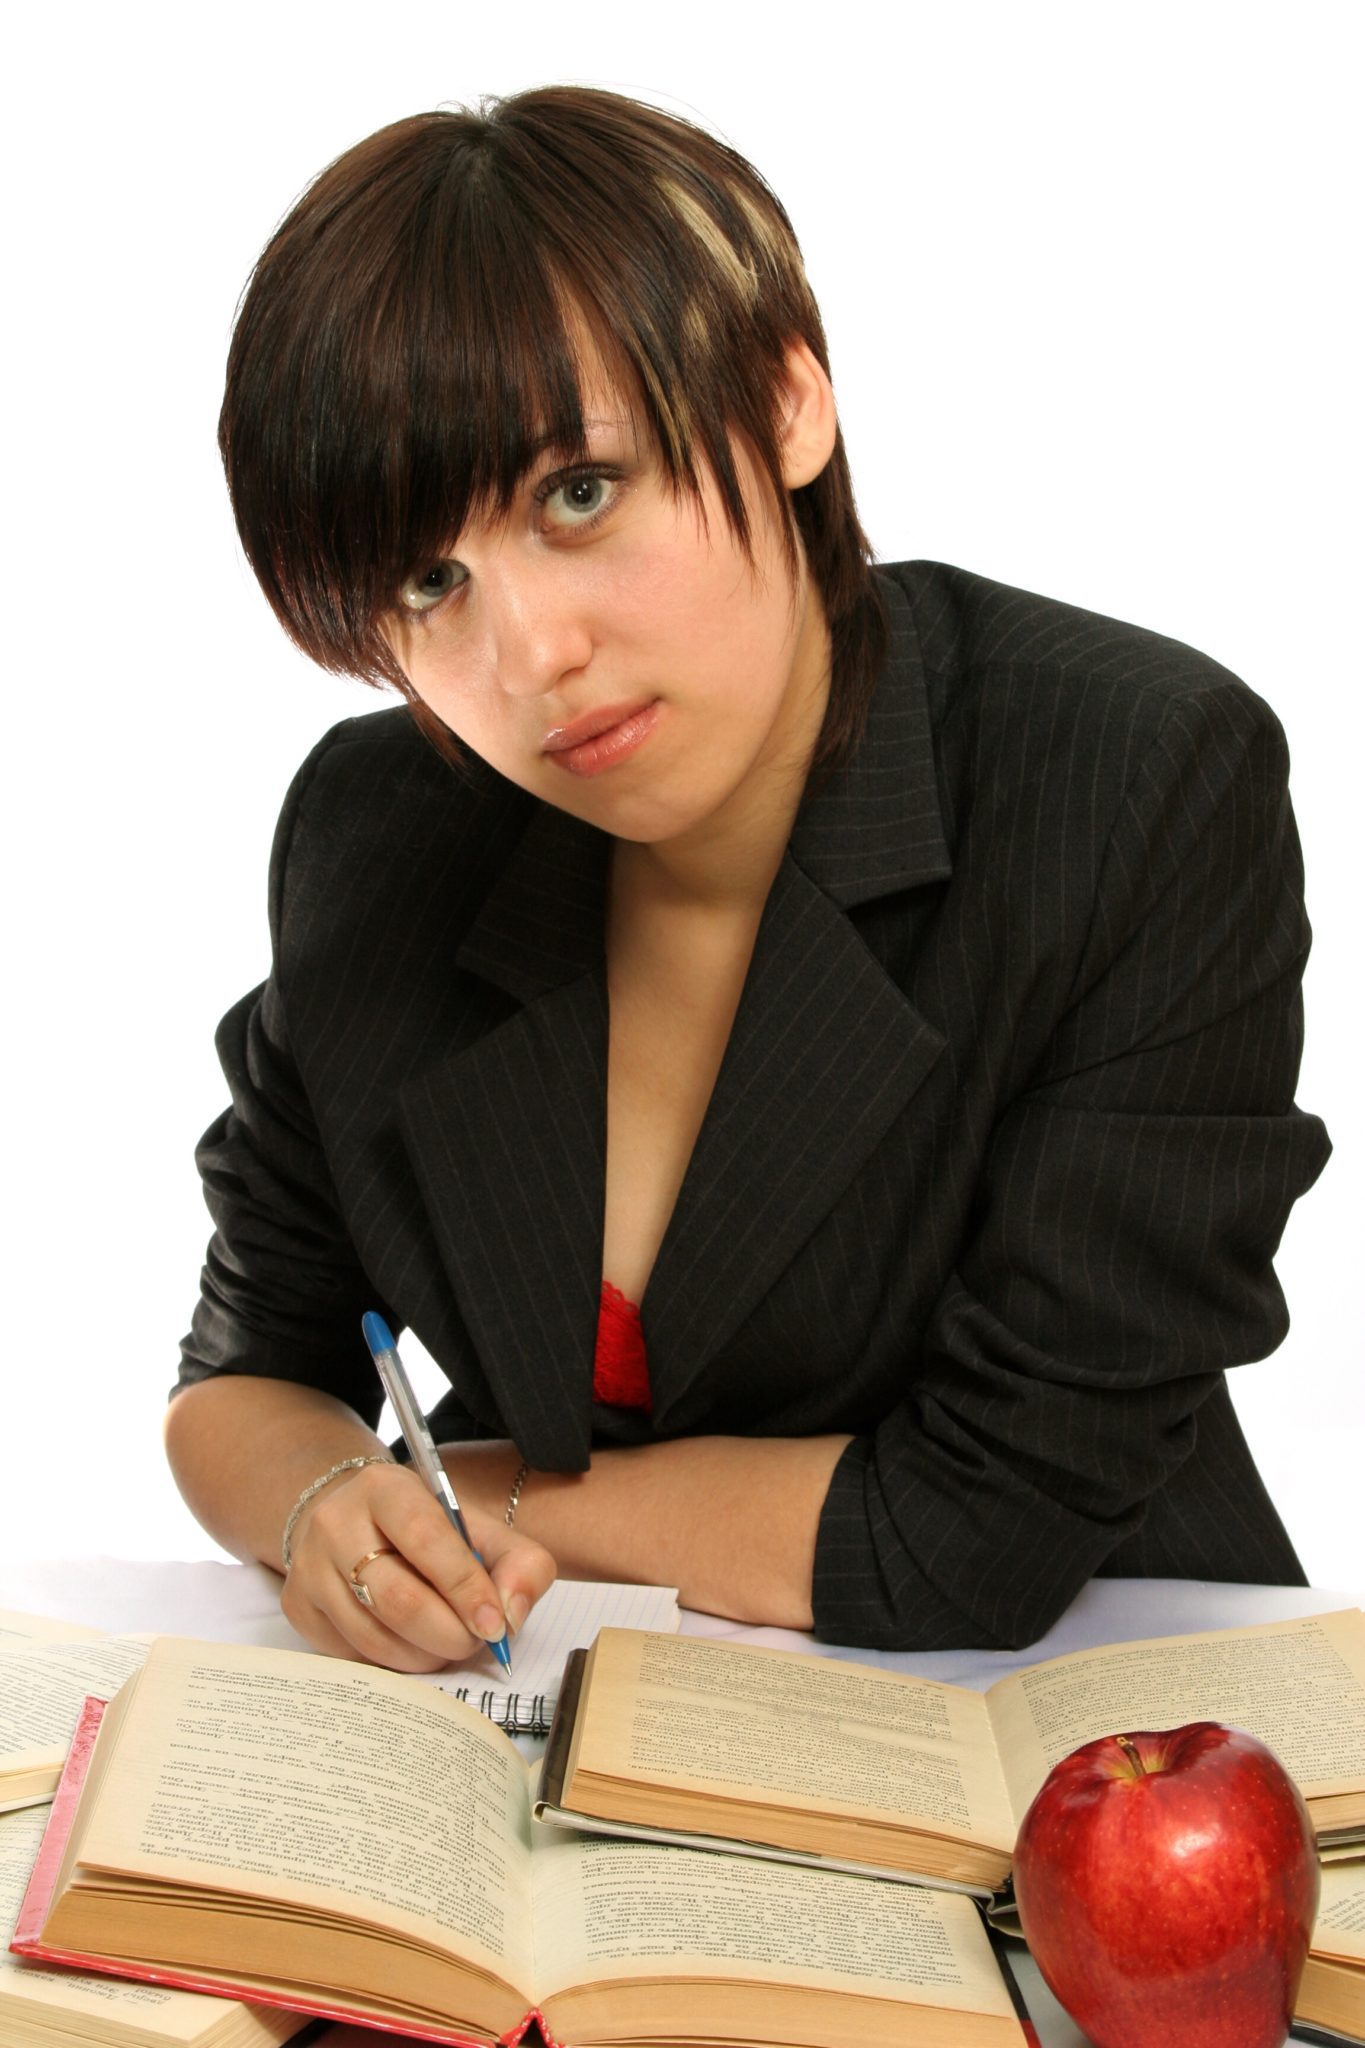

{"left": 8, "top": 1560, "right": 1359, "bottom": 2048}
{"left": 9, "top": 1555, "right": 1357, "bottom": 1683}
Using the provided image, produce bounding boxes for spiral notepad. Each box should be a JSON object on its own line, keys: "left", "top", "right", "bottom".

{"left": 443, "top": 1688, "right": 559, "bottom": 1736}
{"left": 432, "top": 1579, "right": 680, "bottom": 1734}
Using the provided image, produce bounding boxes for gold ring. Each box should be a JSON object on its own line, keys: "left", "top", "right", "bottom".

{"left": 348, "top": 1547, "right": 395, "bottom": 1609}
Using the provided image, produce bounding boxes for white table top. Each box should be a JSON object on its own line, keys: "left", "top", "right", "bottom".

{"left": 8, "top": 1554, "right": 1355, "bottom": 1683}
{"left": 7, "top": 1560, "right": 1358, "bottom": 2047}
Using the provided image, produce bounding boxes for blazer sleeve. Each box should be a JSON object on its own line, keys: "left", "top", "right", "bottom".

{"left": 174, "top": 724, "right": 398, "bottom": 1430}
{"left": 811, "top": 680, "right": 1331, "bottom": 1650}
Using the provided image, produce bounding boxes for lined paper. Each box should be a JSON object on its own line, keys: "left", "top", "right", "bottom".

{"left": 430, "top": 1580, "right": 680, "bottom": 1729}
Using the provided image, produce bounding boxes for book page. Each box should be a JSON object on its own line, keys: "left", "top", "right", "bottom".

{"left": 0, "top": 1608, "right": 106, "bottom": 1647}
{"left": 986, "top": 1611, "right": 1365, "bottom": 1824}
{"left": 0, "top": 1634, "right": 150, "bottom": 1776}
{"left": 75, "top": 1637, "right": 536, "bottom": 1987}
{"left": 1, "top": 1805, "right": 297, "bottom": 2043}
{"left": 530, "top": 1828, "right": 1016, "bottom": 2011}
{"left": 570, "top": 1629, "right": 1013, "bottom": 1849}
{"left": 1313, "top": 1863, "right": 1365, "bottom": 1966}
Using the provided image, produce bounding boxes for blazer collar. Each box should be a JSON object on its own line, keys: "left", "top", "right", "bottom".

{"left": 397, "top": 568, "right": 952, "bottom": 1464}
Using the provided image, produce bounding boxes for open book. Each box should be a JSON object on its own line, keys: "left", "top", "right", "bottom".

{"left": 1298, "top": 1860, "right": 1365, "bottom": 2045}
{"left": 13, "top": 1637, "right": 1028, "bottom": 2048}
{"left": 0, "top": 1611, "right": 151, "bottom": 1812}
{"left": 1, "top": 1805, "right": 300, "bottom": 2048}
{"left": 536, "top": 1612, "right": 1365, "bottom": 1894}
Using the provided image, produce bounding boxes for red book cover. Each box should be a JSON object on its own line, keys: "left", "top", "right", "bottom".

{"left": 11, "top": 1695, "right": 559, "bottom": 2048}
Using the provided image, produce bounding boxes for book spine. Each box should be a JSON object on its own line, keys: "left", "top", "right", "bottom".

{"left": 501, "top": 2008, "right": 559, "bottom": 2048}
{"left": 538, "top": 1648, "right": 587, "bottom": 1812}
{"left": 12, "top": 1694, "right": 107, "bottom": 1946}
{"left": 987, "top": 1924, "right": 1043, "bottom": 2048}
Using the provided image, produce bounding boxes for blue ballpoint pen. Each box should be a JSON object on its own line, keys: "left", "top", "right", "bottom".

{"left": 361, "top": 1311, "right": 513, "bottom": 1676}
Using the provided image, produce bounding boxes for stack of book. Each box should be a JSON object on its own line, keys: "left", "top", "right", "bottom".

{"left": 4, "top": 1605, "right": 1364, "bottom": 2046}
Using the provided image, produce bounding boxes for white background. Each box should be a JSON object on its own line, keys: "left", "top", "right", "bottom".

{"left": 3, "top": 3, "right": 1360, "bottom": 1596}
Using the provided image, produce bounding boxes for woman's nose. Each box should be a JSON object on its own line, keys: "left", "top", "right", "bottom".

{"left": 479, "top": 562, "right": 595, "bottom": 699}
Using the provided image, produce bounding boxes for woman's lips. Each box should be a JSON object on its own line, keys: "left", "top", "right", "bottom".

{"left": 544, "top": 699, "right": 664, "bottom": 777}
{"left": 541, "top": 695, "right": 659, "bottom": 753}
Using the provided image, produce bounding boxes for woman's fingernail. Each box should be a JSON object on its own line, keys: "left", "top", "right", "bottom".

{"left": 475, "top": 1603, "right": 505, "bottom": 1641}
{"left": 505, "top": 1592, "right": 530, "bottom": 1634}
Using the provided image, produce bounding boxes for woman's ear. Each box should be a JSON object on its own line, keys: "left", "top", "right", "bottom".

{"left": 777, "top": 338, "right": 838, "bottom": 489}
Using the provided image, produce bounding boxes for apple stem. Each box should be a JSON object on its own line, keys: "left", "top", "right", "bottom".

{"left": 1114, "top": 1735, "right": 1146, "bottom": 1776}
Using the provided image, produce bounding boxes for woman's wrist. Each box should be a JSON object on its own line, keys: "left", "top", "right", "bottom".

{"left": 164, "top": 1376, "right": 392, "bottom": 1574}
{"left": 282, "top": 1454, "right": 396, "bottom": 1571}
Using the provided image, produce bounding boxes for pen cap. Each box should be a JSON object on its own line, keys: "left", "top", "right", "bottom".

{"left": 362, "top": 1311, "right": 397, "bottom": 1356}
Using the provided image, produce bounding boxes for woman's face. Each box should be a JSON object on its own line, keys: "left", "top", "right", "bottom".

{"left": 384, "top": 347, "right": 834, "bottom": 870}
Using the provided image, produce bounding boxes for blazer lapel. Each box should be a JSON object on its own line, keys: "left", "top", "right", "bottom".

{"left": 640, "top": 852, "right": 947, "bottom": 1431}
{"left": 645, "top": 573, "right": 952, "bottom": 1427}
{"left": 397, "top": 570, "right": 953, "bottom": 1464}
{"left": 395, "top": 801, "right": 613, "bottom": 1469}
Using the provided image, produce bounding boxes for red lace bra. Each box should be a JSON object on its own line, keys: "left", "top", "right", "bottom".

{"left": 594, "top": 1280, "right": 652, "bottom": 1411}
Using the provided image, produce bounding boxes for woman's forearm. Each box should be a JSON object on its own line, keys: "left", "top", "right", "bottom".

{"left": 163, "top": 1375, "right": 388, "bottom": 1572}
{"left": 166, "top": 1376, "right": 558, "bottom": 1670}
{"left": 444, "top": 1432, "right": 854, "bottom": 1630}
{"left": 167, "top": 1380, "right": 852, "bottom": 1632}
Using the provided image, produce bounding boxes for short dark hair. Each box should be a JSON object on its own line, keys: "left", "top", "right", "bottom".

{"left": 219, "top": 86, "right": 886, "bottom": 795}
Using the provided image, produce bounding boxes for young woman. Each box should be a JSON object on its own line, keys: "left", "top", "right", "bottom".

{"left": 166, "top": 86, "right": 1330, "bottom": 1671}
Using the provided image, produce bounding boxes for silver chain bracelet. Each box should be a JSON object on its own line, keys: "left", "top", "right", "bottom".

{"left": 282, "top": 1455, "right": 394, "bottom": 1572}
{"left": 505, "top": 1460, "right": 530, "bottom": 1527}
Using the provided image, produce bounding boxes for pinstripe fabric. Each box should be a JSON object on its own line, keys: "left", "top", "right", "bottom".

{"left": 181, "top": 560, "right": 1331, "bottom": 1651}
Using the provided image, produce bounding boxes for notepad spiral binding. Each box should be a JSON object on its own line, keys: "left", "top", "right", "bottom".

{"left": 446, "top": 1689, "right": 554, "bottom": 1736}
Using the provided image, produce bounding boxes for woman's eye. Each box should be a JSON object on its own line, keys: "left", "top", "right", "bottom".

{"left": 398, "top": 560, "right": 466, "bottom": 613}
{"left": 542, "top": 473, "right": 617, "bottom": 528}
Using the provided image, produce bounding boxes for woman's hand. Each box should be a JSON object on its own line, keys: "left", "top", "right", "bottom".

{"left": 281, "top": 1457, "right": 556, "bottom": 1672}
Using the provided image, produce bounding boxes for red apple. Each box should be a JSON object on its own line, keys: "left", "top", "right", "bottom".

{"left": 1013, "top": 1721, "right": 1319, "bottom": 2048}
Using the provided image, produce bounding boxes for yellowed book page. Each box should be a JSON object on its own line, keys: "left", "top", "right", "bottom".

{"left": 986, "top": 1611, "right": 1365, "bottom": 1826}
{"left": 1, "top": 1806, "right": 296, "bottom": 2044}
{"left": 529, "top": 1827, "right": 1016, "bottom": 2012}
{"left": 571, "top": 1629, "right": 1013, "bottom": 1851}
{"left": 0, "top": 1609, "right": 106, "bottom": 1648}
{"left": 0, "top": 1635, "right": 151, "bottom": 1784}
{"left": 75, "top": 1637, "right": 535, "bottom": 1990}
{"left": 1314, "top": 1861, "right": 1365, "bottom": 1966}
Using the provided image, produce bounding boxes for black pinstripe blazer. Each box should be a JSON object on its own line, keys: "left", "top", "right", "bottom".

{"left": 180, "top": 560, "right": 1331, "bottom": 1651}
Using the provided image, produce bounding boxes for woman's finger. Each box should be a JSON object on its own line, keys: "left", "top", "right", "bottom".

{"left": 286, "top": 1470, "right": 481, "bottom": 1659}
{"left": 300, "top": 1514, "right": 496, "bottom": 1666}
{"left": 363, "top": 1469, "right": 532, "bottom": 1646}
{"left": 279, "top": 1579, "right": 411, "bottom": 1667}
{"left": 334, "top": 1528, "right": 558, "bottom": 1663}
{"left": 480, "top": 1527, "right": 559, "bottom": 1638}
{"left": 310, "top": 1547, "right": 487, "bottom": 1669}
{"left": 285, "top": 1459, "right": 559, "bottom": 1669}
